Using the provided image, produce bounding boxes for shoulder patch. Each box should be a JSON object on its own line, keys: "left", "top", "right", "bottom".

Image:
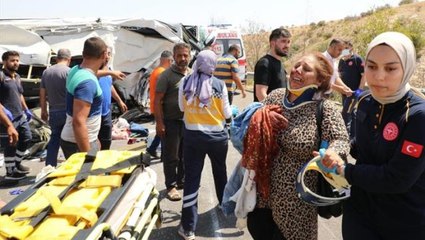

{"left": 401, "top": 140, "right": 423, "bottom": 158}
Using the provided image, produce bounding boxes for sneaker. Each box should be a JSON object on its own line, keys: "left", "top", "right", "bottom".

{"left": 178, "top": 225, "right": 195, "bottom": 240}
{"left": 146, "top": 148, "right": 160, "bottom": 159}
{"left": 15, "top": 163, "right": 30, "bottom": 174}
{"left": 5, "top": 171, "right": 27, "bottom": 180}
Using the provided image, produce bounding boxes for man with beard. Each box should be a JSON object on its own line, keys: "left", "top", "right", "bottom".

{"left": 0, "top": 51, "right": 32, "bottom": 181}
{"left": 253, "top": 28, "right": 291, "bottom": 102}
{"left": 60, "top": 37, "right": 107, "bottom": 159}
{"left": 154, "top": 43, "right": 191, "bottom": 201}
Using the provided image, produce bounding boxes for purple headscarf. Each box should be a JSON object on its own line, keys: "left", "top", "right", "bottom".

{"left": 183, "top": 50, "right": 217, "bottom": 107}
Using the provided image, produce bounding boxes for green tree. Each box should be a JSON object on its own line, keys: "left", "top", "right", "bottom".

{"left": 242, "top": 19, "right": 269, "bottom": 71}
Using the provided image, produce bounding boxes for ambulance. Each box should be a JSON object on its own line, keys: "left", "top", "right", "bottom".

{"left": 203, "top": 25, "right": 247, "bottom": 82}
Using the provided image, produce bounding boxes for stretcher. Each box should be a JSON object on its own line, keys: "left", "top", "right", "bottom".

{"left": 0, "top": 149, "right": 161, "bottom": 240}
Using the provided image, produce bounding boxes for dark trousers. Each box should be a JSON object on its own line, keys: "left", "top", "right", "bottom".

{"left": 228, "top": 91, "right": 234, "bottom": 105}
{"left": 161, "top": 119, "right": 184, "bottom": 189}
{"left": 46, "top": 109, "right": 66, "bottom": 166}
{"left": 147, "top": 135, "right": 161, "bottom": 152}
{"left": 247, "top": 208, "right": 286, "bottom": 240}
{"left": 60, "top": 139, "right": 99, "bottom": 160}
{"left": 181, "top": 129, "right": 228, "bottom": 232}
{"left": 98, "top": 112, "right": 112, "bottom": 150}
{"left": 0, "top": 115, "right": 32, "bottom": 174}
{"left": 343, "top": 203, "right": 425, "bottom": 240}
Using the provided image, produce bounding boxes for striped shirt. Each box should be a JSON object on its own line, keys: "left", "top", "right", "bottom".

{"left": 214, "top": 53, "right": 239, "bottom": 93}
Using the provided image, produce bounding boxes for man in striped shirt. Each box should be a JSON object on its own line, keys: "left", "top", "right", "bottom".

{"left": 214, "top": 44, "right": 246, "bottom": 104}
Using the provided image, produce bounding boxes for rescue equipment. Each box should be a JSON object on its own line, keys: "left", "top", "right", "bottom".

{"left": 0, "top": 149, "right": 160, "bottom": 240}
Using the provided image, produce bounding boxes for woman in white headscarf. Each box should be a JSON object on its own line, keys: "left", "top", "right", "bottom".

{"left": 322, "top": 32, "right": 425, "bottom": 239}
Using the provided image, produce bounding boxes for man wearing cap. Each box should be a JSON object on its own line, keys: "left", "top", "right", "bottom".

{"left": 40, "top": 48, "right": 72, "bottom": 166}
{"left": 146, "top": 50, "right": 173, "bottom": 159}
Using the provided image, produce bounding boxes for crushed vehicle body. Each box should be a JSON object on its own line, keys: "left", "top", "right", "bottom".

{"left": 0, "top": 18, "right": 201, "bottom": 109}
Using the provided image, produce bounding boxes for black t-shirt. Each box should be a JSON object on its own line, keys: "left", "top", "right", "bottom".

{"left": 253, "top": 55, "right": 286, "bottom": 102}
{"left": 338, "top": 54, "right": 364, "bottom": 91}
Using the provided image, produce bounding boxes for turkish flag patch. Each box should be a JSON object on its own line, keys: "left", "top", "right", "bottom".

{"left": 401, "top": 140, "right": 423, "bottom": 158}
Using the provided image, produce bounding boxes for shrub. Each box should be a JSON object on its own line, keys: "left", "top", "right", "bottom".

{"left": 399, "top": 0, "right": 416, "bottom": 6}
{"left": 354, "top": 9, "right": 425, "bottom": 58}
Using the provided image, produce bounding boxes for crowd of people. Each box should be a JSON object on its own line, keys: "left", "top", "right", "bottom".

{"left": 1, "top": 27, "right": 425, "bottom": 240}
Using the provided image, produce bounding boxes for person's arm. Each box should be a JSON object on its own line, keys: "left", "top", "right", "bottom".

{"left": 358, "top": 74, "right": 366, "bottom": 90}
{"left": 40, "top": 87, "right": 48, "bottom": 121}
{"left": 97, "top": 69, "right": 126, "bottom": 81}
{"left": 345, "top": 112, "right": 425, "bottom": 193}
{"left": 255, "top": 84, "right": 268, "bottom": 102}
{"left": 254, "top": 58, "right": 270, "bottom": 101}
{"left": 231, "top": 72, "right": 246, "bottom": 98}
{"left": 154, "top": 92, "right": 166, "bottom": 138}
{"left": 332, "top": 77, "right": 353, "bottom": 97}
{"left": 0, "top": 104, "right": 18, "bottom": 146}
{"left": 111, "top": 85, "right": 127, "bottom": 112}
{"left": 72, "top": 99, "right": 91, "bottom": 152}
{"left": 20, "top": 94, "right": 29, "bottom": 112}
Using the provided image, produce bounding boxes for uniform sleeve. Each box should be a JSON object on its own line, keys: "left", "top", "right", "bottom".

{"left": 178, "top": 77, "right": 185, "bottom": 112}
{"left": 155, "top": 72, "right": 167, "bottom": 93}
{"left": 221, "top": 83, "right": 232, "bottom": 119}
{"left": 345, "top": 109, "right": 425, "bottom": 193}
{"left": 254, "top": 58, "right": 269, "bottom": 86}
{"left": 322, "top": 100, "right": 350, "bottom": 158}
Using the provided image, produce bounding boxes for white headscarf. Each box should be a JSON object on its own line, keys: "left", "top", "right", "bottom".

{"left": 366, "top": 32, "right": 416, "bottom": 104}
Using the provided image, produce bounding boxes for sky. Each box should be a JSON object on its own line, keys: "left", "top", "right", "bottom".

{"left": 0, "top": 0, "right": 418, "bottom": 30}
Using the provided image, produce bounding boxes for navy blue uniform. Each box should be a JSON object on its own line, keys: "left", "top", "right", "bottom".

{"left": 344, "top": 90, "right": 425, "bottom": 240}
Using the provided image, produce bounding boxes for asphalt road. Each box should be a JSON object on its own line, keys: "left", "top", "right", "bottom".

{"left": 0, "top": 90, "right": 343, "bottom": 240}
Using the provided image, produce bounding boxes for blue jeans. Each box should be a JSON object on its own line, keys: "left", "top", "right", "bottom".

{"left": 46, "top": 109, "right": 66, "bottom": 166}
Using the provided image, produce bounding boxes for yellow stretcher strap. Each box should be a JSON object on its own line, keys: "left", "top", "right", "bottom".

{"left": 0, "top": 215, "right": 34, "bottom": 239}
{"left": 79, "top": 175, "right": 123, "bottom": 188}
{"left": 41, "top": 188, "right": 98, "bottom": 226}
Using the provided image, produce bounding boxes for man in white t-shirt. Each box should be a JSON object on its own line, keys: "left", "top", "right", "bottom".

{"left": 322, "top": 39, "right": 353, "bottom": 97}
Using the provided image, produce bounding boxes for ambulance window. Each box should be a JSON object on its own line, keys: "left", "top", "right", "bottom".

{"left": 228, "top": 39, "right": 244, "bottom": 58}
{"left": 213, "top": 40, "right": 225, "bottom": 56}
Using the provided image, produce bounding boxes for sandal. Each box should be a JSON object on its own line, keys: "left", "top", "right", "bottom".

{"left": 167, "top": 187, "right": 181, "bottom": 201}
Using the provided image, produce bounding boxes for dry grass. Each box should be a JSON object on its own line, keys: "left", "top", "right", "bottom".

{"left": 243, "top": 1, "right": 425, "bottom": 89}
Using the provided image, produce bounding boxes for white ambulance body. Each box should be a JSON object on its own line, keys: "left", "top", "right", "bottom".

{"left": 207, "top": 26, "right": 247, "bottom": 81}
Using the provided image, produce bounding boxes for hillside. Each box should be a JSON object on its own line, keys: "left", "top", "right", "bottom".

{"left": 243, "top": 1, "right": 425, "bottom": 88}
